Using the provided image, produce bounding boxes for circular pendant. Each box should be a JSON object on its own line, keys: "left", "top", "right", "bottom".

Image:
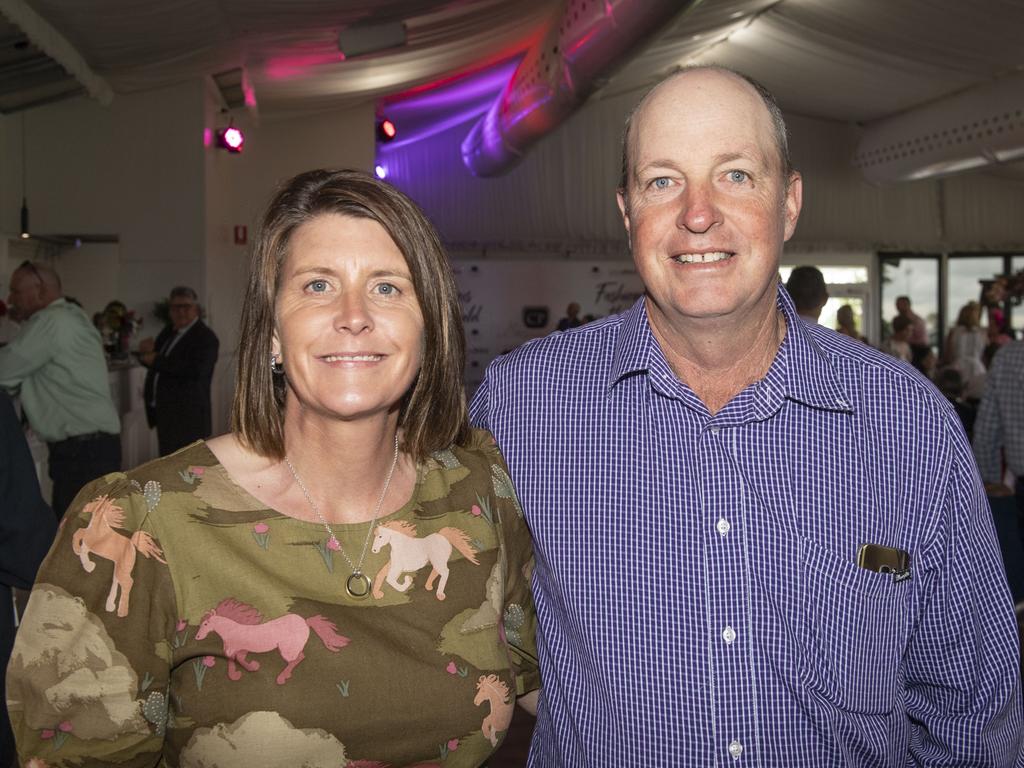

{"left": 346, "top": 571, "right": 371, "bottom": 600}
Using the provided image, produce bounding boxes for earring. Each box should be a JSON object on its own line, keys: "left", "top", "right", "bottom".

{"left": 270, "top": 353, "right": 284, "bottom": 375}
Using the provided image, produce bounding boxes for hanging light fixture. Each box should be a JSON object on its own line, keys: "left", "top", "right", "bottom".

{"left": 19, "top": 114, "right": 30, "bottom": 239}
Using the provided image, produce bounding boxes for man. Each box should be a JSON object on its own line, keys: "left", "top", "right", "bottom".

{"left": 471, "top": 67, "right": 1021, "bottom": 765}
{"left": 556, "top": 301, "right": 582, "bottom": 331}
{"left": 973, "top": 341, "right": 1024, "bottom": 604}
{"left": 0, "top": 261, "right": 121, "bottom": 517}
{"left": 785, "top": 265, "right": 828, "bottom": 324}
{"left": 895, "top": 295, "right": 928, "bottom": 349}
{"left": 0, "top": 392, "right": 55, "bottom": 767}
{"left": 139, "top": 286, "right": 219, "bottom": 455}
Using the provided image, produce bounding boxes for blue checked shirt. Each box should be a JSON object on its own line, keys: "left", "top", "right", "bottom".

{"left": 470, "top": 287, "right": 1023, "bottom": 767}
{"left": 974, "top": 341, "right": 1024, "bottom": 485}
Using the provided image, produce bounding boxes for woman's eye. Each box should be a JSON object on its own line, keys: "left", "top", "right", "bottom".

{"left": 727, "top": 170, "right": 749, "bottom": 183}
{"left": 307, "top": 279, "right": 329, "bottom": 293}
{"left": 375, "top": 282, "right": 399, "bottom": 296}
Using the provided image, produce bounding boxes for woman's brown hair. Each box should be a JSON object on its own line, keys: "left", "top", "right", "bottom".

{"left": 232, "top": 169, "right": 469, "bottom": 460}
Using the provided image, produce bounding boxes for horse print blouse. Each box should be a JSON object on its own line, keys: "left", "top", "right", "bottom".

{"left": 8, "top": 429, "right": 539, "bottom": 767}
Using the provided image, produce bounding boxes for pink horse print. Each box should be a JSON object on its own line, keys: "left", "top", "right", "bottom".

{"left": 195, "top": 598, "right": 349, "bottom": 684}
{"left": 475, "top": 674, "right": 514, "bottom": 747}
{"left": 71, "top": 495, "right": 166, "bottom": 618}
{"left": 370, "top": 521, "right": 478, "bottom": 600}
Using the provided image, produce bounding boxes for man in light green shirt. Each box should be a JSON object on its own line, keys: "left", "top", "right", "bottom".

{"left": 0, "top": 261, "right": 120, "bottom": 517}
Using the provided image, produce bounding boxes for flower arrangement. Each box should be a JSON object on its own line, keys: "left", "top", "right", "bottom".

{"left": 94, "top": 300, "right": 143, "bottom": 358}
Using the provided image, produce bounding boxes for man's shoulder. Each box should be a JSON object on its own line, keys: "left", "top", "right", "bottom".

{"left": 992, "top": 340, "right": 1024, "bottom": 366}
{"left": 486, "top": 312, "right": 625, "bottom": 383}
{"left": 804, "top": 323, "right": 952, "bottom": 418}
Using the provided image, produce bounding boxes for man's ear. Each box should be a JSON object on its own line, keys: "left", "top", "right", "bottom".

{"left": 783, "top": 171, "right": 803, "bottom": 243}
{"left": 616, "top": 189, "right": 632, "bottom": 249}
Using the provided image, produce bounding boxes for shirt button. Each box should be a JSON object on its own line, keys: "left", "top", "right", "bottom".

{"left": 729, "top": 740, "right": 743, "bottom": 759}
{"left": 710, "top": 426, "right": 721, "bottom": 435}
{"left": 716, "top": 518, "right": 731, "bottom": 536}
{"left": 722, "top": 625, "right": 736, "bottom": 644}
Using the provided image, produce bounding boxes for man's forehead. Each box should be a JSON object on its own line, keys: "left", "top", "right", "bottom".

{"left": 628, "top": 70, "right": 780, "bottom": 174}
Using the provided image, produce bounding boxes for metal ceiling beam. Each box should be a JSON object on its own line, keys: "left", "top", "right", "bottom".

{"left": 0, "top": 0, "right": 113, "bottom": 107}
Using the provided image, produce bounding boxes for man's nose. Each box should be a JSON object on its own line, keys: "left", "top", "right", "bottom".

{"left": 677, "top": 182, "right": 722, "bottom": 234}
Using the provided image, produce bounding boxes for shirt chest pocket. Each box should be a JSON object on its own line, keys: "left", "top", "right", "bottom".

{"left": 798, "top": 537, "right": 913, "bottom": 715}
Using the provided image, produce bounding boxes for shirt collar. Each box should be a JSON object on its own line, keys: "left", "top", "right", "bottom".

{"left": 607, "top": 286, "right": 853, "bottom": 415}
{"left": 174, "top": 317, "right": 199, "bottom": 336}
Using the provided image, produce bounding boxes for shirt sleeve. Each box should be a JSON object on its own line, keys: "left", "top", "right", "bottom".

{"left": 0, "top": 311, "right": 57, "bottom": 390}
{"left": 904, "top": 441, "right": 1024, "bottom": 765}
{"left": 468, "top": 369, "right": 492, "bottom": 432}
{"left": 7, "top": 474, "right": 177, "bottom": 766}
{"left": 973, "top": 350, "right": 1008, "bottom": 485}
{"left": 481, "top": 433, "right": 540, "bottom": 697}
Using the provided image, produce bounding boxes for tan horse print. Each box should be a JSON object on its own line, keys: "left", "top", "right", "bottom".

{"left": 475, "top": 674, "right": 514, "bottom": 747}
{"left": 71, "top": 495, "right": 167, "bottom": 617}
{"left": 370, "top": 521, "right": 478, "bottom": 600}
{"left": 196, "top": 598, "right": 350, "bottom": 685}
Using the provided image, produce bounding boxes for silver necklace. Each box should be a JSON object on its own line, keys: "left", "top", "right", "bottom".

{"left": 284, "top": 432, "right": 399, "bottom": 599}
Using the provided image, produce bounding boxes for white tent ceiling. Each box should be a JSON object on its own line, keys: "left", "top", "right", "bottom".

{"left": 2, "top": 0, "right": 1023, "bottom": 178}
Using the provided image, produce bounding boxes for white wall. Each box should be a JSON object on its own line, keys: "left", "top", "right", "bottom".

{"left": 0, "top": 80, "right": 207, "bottom": 323}
{"left": 0, "top": 80, "right": 376, "bottom": 440}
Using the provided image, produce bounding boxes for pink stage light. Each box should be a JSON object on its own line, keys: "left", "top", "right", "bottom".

{"left": 216, "top": 125, "right": 245, "bottom": 153}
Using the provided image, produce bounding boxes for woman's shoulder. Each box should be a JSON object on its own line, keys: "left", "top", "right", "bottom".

{"left": 414, "top": 429, "right": 512, "bottom": 515}
{"left": 88, "top": 442, "right": 225, "bottom": 513}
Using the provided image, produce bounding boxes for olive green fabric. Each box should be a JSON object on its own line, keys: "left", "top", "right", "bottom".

{"left": 8, "top": 429, "right": 539, "bottom": 767}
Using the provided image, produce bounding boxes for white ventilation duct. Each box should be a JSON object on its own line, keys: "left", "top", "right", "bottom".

{"left": 854, "top": 70, "right": 1024, "bottom": 183}
{"left": 461, "top": 0, "right": 690, "bottom": 177}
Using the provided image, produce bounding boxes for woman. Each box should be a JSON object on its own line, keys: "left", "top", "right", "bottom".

{"left": 942, "top": 300, "right": 987, "bottom": 380}
{"left": 8, "top": 170, "right": 539, "bottom": 767}
{"left": 835, "top": 304, "right": 866, "bottom": 343}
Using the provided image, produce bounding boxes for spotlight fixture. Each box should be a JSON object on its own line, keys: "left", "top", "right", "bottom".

{"left": 374, "top": 164, "right": 388, "bottom": 179}
{"left": 377, "top": 118, "right": 396, "bottom": 143}
{"left": 216, "top": 121, "right": 245, "bottom": 153}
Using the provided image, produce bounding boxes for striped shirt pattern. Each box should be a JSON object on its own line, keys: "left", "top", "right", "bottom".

{"left": 470, "top": 287, "right": 1023, "bottom": 767}
{"left": 974, "top": 341, "right": 1024, "bottom": 484}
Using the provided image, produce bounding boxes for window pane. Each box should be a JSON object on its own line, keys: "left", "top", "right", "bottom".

{"left": 880, "top": 256, "right": 939, "bottom": 346}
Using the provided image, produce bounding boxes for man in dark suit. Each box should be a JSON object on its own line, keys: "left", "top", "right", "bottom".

{"left": 0, "top": 392, "right": 55, "bottom": 765}
{"left": 139, "top": 286, "right": 219, "bottom": 455}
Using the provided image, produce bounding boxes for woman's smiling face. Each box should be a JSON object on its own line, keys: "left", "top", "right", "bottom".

{"left": 273, "top": 213, "right": 425, "bottom": 423}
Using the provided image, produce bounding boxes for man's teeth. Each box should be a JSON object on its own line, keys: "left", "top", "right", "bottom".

{"left": 322, "top": 354, "right": 382, "bottom": 362}
{"left": 675, "top": 252, "right": 732, "bottom": 264}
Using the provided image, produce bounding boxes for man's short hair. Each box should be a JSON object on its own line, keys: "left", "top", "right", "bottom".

{"left": 169, "top": 286, "right": 198, "bottom": 303}
{"left": 619, "top": 65, "right": 792, "bottom": 199}
{"left": 232, "top": 168, "right": 469, "bottom": 461}
{"left": 785, "top": 266, "right": 828, "bottom": 312}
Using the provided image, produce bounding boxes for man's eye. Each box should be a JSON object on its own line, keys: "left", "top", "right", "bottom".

{"left": 727, "top": 170, "right": 749, "bottom": 183}
{"left": 650, "top": 177, "right": 671, "bottom": 189}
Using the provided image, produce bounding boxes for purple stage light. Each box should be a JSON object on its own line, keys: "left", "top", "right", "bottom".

{"left": 375, "top": 164, "right": 388, "bottom": 179}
